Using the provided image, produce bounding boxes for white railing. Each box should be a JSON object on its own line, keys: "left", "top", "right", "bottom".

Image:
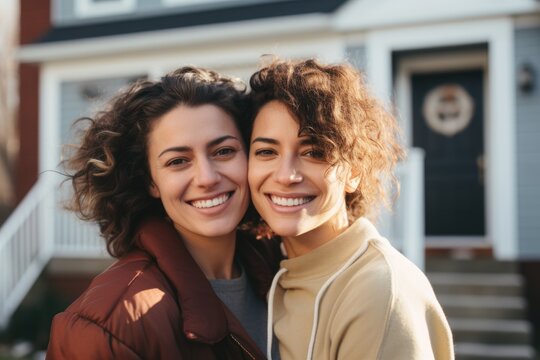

{"left": 0, "top": 177, "right": 50, "bottom": 329}
{"left": 379, "top": 147, "right": 425, "bottom": 270}
{"left": 0, "top": 173, "right": 106, "bottom": 329}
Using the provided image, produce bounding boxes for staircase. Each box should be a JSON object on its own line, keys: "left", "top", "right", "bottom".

{"left": 427, "top": 258, "right": 537, "bottom": 360}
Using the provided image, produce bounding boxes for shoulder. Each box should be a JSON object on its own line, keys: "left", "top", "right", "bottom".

{"left": 54, "top": 249, "right": 179, "bottom": 337}
{"left": 365, "top": 241, "right": 453, "bottom": 359}
{"left": 329, "top": 237, "right": 438, "bottom": 319}
{"left": 368, "top": 238, "right": 438, "bottom": 301}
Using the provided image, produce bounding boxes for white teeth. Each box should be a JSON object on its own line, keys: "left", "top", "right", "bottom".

{"left": 271, "top": 195, "right": 312, "bottom": 207}
{"left": 192, "top": 193, "right": 230, "bottom": 209}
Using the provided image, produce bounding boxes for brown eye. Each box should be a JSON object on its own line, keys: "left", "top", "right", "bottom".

{"left": 304, "top": 149, "right": 325, "bottom": 159}
{"left": 254, "top": 148, "right": 276, "bottom": 157}
{"left": 215, "top": 147, "right": 236, "bottom": 157}
{"left": 166, "top": 158, "right": 189, "bottom": 167}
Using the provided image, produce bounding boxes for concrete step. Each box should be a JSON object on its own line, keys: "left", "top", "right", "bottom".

{"left": 429, "top": 273, "right": 524, "bottom": 296}
{"left": 455, "top": 342, "right": 536, "bottom": 360}
{"left": 450, "top": 318, "right": 532, "bottom": 345}
{"left": 439, "top": 294, "right": 527, "bottom": 319}
{"left": 426, "top": 258, "right": 518, "bottom": 273}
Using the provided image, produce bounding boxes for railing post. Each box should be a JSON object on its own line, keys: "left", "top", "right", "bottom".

{"left": 402, "top": 148, "right": 425, "bottom": 270}
{"left": 40, "top": 174, "right": 56, "bottom": 262}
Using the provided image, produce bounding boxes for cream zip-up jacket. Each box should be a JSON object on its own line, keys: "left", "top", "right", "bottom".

{"left": 267, "top": 218, "right": 454, "bottom": 360}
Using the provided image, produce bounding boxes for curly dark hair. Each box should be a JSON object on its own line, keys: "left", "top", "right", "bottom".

{"left": 249, "top": 58, "right": 405, "bottom": 223}
{"left": 64, "top": 66, "right": 250, "bottom": 258}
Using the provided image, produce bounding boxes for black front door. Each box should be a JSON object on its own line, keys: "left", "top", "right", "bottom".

{"left": 412, "top": 69, "right": 485, "bottom": 237}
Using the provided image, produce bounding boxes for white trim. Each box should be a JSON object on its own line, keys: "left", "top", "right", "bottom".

{"left": 396, "top": 51, "right": 488, "bottom": 146}
{"left": 396, "top": 51, "right": 490, "bottom": 248}
{"left": 18, "top": 14, "right": 333, "bottom": 63}
{"left": 366, "top": 18, "right": 517, "bottom": 259}
{"left": 51, "top": 0, "right": 61, "bottom": 24}
{"left": 40, "top": 69, "right": 60, "bottom": 174}
{"left": 334, "top": 0, "right": 540, "bottom": 31}
{"left": 40, "top": 63, "right": 152, "bottom": 174}
{"left": 75, "top": 0, "right": 136, "bottom": 18}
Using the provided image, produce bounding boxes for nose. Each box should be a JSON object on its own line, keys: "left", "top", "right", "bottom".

{"left": 194, "top": 158, "right": 221, "bottom": 188}
{"left": 275, "top": 157, "right": 303, "bottom": 185}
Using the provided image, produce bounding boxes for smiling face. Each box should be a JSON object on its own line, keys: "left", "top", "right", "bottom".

{"left": 248, "top": 101, "right": 359, "bottom": 255}
{"left": 147, "top": 104, "right": 249, "bottom": 243}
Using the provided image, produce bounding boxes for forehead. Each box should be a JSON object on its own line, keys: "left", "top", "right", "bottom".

{"left": 252, "top": 101, "right": 301, "bottom": 136}
{"left": 148, "top": 104, "right": 241, "bottom": 150}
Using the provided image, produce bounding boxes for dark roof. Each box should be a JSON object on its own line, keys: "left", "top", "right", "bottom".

{"left": 37, "top": 0, "right": 349, "bottom": 44}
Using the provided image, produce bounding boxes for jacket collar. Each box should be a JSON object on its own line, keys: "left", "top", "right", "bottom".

{"left": 134, "top": 217, "right": 277, "bottom": 353}
{"left": 135, "top": 217, "right": 228, "bottom": 344}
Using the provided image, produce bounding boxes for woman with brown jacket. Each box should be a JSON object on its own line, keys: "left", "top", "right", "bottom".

{"left": 46, "top": 67, "right": 279, "bottom": 359}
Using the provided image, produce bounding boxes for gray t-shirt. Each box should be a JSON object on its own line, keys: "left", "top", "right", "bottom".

{"left": 209, "top": 265, "right": 267, "bottom": 354}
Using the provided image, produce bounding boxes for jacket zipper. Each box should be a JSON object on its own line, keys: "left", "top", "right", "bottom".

{"left": 230, "top": 333, "right": 256, "bottom": 360}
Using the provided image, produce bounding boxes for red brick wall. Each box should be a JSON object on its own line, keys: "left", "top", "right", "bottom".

{"left": 16, "top": 0, "right": 51, "bottom": 202}
{"left": 16, "top": 64, "right": 40, "bottom": 203}
{"left": 20, "top": 0, "right": 51, "bottom": 45}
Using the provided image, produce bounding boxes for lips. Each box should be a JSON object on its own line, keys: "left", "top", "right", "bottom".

{"left": 190, "top": 192, "right": 232, "bottom": 209}
{"left": 269, "top": 194, "right": 314, "bottom": 207}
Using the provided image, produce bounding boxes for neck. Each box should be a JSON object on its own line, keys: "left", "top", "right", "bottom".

{"left": 175, "top": 228, "right": 239, "bottom": 280}
{"left": 282, "top": 207, "right": 350, "bottom": 258}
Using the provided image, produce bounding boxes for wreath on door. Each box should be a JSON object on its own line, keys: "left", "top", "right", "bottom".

{"left": 422, "top": 84, "right": 475, "bottom": 137}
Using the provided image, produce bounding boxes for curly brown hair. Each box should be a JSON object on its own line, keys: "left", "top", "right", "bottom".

{"left": 249, "top": 58, "right": 405, "bottom": 222}
{"left": 64, "top": 66, "right": 250, "bottom": 258}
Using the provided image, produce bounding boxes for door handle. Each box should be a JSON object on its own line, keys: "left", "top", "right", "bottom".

{"left": 476, "top": 154, "right": 485, "bottom": 185}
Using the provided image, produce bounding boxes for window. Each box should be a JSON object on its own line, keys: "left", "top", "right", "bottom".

{"left": 74, "top": 0, "right": 136, "bottom": 18}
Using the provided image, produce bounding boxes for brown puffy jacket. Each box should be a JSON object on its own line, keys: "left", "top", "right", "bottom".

{"left": 46, "top": 217, "right": 280, "bottom": 359}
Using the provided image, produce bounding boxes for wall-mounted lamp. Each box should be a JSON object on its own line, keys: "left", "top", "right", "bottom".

{"left": 518, "top": 63, "right": 536, "bottom": 94}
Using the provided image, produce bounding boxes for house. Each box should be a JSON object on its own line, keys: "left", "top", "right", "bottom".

{"left": 3, "top": 0, "right": 540, "bottom": 355}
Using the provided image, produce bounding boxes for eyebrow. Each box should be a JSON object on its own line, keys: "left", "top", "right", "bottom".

{"left": 299, "top": 137, "right": 315, "bottom": 146}
{"left": 251, "top": 137, "right": 278, "bottom": 145}
{"left": 251, "top": 136, "right": 315, "bottom": 146}
{"left": 158, "top": 135, "right": 239, "bottom": 158}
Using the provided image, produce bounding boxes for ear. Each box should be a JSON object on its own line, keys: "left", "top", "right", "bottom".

{"left": 149, "top": 182, "right": 161, "bottom": 199}
{"left": 345, "top": 171, "right": 361, "bottom": 194}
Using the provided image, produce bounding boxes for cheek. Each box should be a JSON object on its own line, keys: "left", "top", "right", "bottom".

{"left": 157, "top": 172, "right": 191, "bottom": 197}
{"left": 324, "top": 165, "right": 350, "bottom": 185}
{"left": 233, "top": 156, "right": 249, "bottom": 184}
{"left": 248, "top": 165, "right": 265, "bottom": 189}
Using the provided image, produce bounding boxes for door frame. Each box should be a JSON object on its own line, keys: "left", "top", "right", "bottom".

{"left": 396, "top": 51, "right": 489, "bottom": 247}
{"left": 365, "top": 18, "right": 517, "bottom": 259}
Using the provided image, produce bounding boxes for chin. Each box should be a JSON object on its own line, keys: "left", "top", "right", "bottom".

{"left": 265, "top": 221, "right": 303, "bottom": 238}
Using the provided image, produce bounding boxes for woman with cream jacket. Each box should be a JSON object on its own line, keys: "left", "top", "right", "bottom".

{"left": 247, "top": 58, "right": 454, "bottom": 360}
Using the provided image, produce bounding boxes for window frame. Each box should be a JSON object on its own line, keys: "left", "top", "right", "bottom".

{"left": 74, "top": 0, "right": 136, "bottom": 18}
